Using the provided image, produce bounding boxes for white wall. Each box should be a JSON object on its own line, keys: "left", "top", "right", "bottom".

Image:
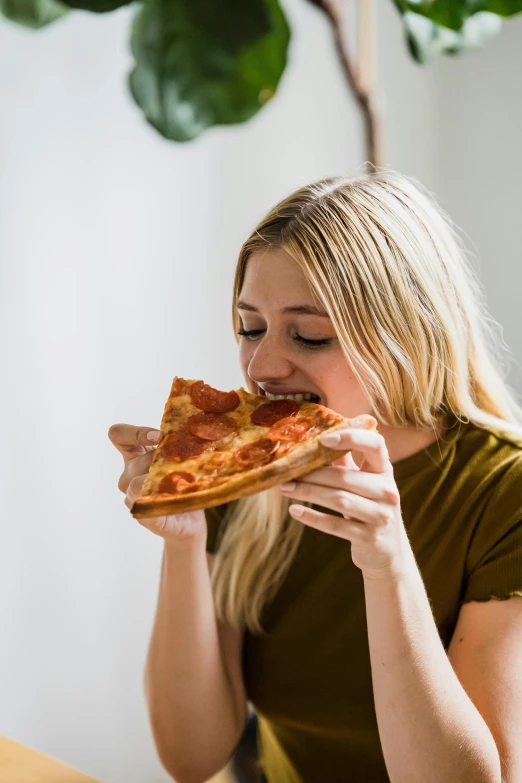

{"left": 436, "top": 13, "right": 522, "bottom": 393}
{"left": 0, "top": 1, "right": 517, "bottom": 781}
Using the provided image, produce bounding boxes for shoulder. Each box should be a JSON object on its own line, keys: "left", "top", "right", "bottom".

{"left": 457, "top": 421, "right": 522, "bottom": 603}
{"left": 453, "top": 417, "right": 522, "bottom": 486}
{"left": 458, "top": 415, "right": 522, "bottom": 452}
{"left": 455, "top": 419, "right": 522, "bottom": 529}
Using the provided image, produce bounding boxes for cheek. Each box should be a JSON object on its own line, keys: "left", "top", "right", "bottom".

{"left": 315, "top": 354, "right": 360, "bottom": 395}
{"left": 313, "top": 350, "right": 350, "bottom": 379}
{"left": 322, "top": 364, "right": 373, "bottom": 416}
{"left": 329, "top": 363, "right": 358, "bottom": 389}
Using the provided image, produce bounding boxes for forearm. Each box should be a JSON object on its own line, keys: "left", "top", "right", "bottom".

{"left": 145, "top": 536, "right": 243, "bottom": 783}
{"left": 362, "top": 546, "right": 501, "bottom": 783}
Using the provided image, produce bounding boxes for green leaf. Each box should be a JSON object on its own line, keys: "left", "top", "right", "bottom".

{"left": 60, "top": 0, "right": 132, "bottom": 13}
{"left": 394, "top": 0, "right": 522, "bottom": 31}
{"left": 128, "top": 0, "right": 290, "bottom": 142}
{"left": 485, "top": 0, "right": 522, "bottom": 11}
{"left": 180, "top": 0, "right": 274, "bottom": 53}
{"left": 0, "top": 0, "right": 68, "bottom": 28}
{"left": 403, "top": 10, "right": 502, "bottom": 63}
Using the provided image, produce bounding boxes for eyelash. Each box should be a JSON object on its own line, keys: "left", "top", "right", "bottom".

{"left": 237, "top": 329, "right": 332, "bottom": 349}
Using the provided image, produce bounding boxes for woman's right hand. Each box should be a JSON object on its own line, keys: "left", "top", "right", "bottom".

{"left": 108, "top": 423, "right": 207, "bottom": 544}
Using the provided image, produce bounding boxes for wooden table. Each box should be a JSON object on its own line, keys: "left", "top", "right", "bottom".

{"left": 0, "top": 736, "right": 102, "bottom": 783}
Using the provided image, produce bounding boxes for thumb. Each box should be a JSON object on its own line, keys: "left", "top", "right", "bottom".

{"left": 108, "top": 423, "right": 162, "bottom": 460}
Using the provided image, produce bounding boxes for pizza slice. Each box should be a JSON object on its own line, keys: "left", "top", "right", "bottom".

{"left": 131, "top": 377, "right": 377, "bottom": 519}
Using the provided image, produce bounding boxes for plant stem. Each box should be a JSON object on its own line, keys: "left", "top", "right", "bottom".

{"left": 311, "top": 0, "right": 384, "bottom": 169}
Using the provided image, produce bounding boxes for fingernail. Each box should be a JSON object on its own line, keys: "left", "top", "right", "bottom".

{"left": 280, "top": 481, "right": 296, "bottom": 492}
{"left": 289, "top": 505, "right": 303, "bottom": 518}
{"left": 147, "top": 430, "right": 161, "bottom": 442}
{"left": 321, "top": 432, "right": 340, "bottom": 446}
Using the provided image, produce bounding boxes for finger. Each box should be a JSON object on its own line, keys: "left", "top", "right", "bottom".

{"left": 124, "top": 476, "right": 170, "bottom": 534}
{"left": 124, "top": 474, "right": 147, "bottom": 510}
{"left": 287, "top": 504, "right": 367, "bottom": 542}
{"left": 108, "top": 424, "right": 162, "bottom": 462}
{"left": 332, "top": 451, "right": 360, "bottom": 470}
{"left": 296, "top": 466, "right": 400, "bottom": 504}
{"left": 118, "top": 450, "right": 155, "bottom": 494}
{"left": 320, "top": 428, "right": 391, "bottom": 474}
{"left": 280, "top": 481, "right": 391, "bottom": 526}
{"left": 124, "top": 480, "right": 203, "bottom": 539}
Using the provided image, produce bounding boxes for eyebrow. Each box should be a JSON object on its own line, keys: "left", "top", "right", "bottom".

{"left": 236, "top": 301, "right": 329, "bottom": 317}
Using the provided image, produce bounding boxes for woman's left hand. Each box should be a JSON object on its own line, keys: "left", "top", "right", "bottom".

{"left": 279, "top": 427, "right": 412, "bottom": 580}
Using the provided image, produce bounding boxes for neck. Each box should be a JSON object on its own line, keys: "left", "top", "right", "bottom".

{"left": 352, "top": 418, "right": 448, "bottom": 468}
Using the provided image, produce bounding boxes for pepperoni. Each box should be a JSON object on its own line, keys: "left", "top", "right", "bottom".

{"left": 269, "top": 415, "right": 315, "bottom": 442}
{"left": 251, "top": 399, "right": 300, "bottom": 427}
{"left": 235, "top": 438, "right": 280, "bottom": 466}
{"left": 161, "top": 429, "right": 210, "bottom": 462}
{"left": 158, "top": 470, "right": 198, "bottom": 494}
{"left": 187, "top": 413, "right": 237, "bottom": 441}
{"left": 190, "top": 381, "right": 240, "bottom": 413}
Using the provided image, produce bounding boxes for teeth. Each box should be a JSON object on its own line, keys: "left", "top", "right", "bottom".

{"left": 265, "top": 392, "right": 317, "bottom": 403}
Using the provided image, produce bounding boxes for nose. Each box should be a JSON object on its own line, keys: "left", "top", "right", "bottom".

{"left": 247, "top": 333, "right": 295, "bottom": 385}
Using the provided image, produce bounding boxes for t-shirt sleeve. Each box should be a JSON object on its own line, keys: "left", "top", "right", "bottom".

{"left": 462, "top": 455, "right": 522, "bottom": 603}
{"left": 204, "top": 503, "right": 231, "bottom": 554}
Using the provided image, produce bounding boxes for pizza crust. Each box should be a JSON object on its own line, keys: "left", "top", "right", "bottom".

{"left": 131, "top": 417, "right": 374, "bottom": 518}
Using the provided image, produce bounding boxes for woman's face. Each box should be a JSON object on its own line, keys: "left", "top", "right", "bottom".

{"left": 237, "top": 249, "right": 373, "bottom": 419}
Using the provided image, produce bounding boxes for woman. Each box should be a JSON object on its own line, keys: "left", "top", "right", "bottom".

{"left": 109, "top": 171, "right": 522, "bottom": 783}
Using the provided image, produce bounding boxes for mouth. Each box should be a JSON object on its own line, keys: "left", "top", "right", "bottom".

{"left": 258, "top": 388, "right": 323, "bottom": 405}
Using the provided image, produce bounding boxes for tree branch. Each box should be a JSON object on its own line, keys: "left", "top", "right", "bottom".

{"left": 310, "top": 0, "right": 384, "bottom": 169}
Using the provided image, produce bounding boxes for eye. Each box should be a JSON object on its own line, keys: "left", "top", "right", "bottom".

{"left": 237, "top": 329, "right": 332, "bottom": 349}
{"left": 237, "top": 328, "right": 265, "bottom": 341}
{"left": 294, "top": 335, "right": 332, "bottom": 349}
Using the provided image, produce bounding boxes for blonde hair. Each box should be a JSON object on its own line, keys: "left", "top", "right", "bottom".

{"left": 210, "top": 169, "right": 522, "bottom": 635}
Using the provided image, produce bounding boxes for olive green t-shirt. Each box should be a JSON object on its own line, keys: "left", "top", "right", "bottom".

{"left": 205, "top": 419, "right": 522, "bottom": 783}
